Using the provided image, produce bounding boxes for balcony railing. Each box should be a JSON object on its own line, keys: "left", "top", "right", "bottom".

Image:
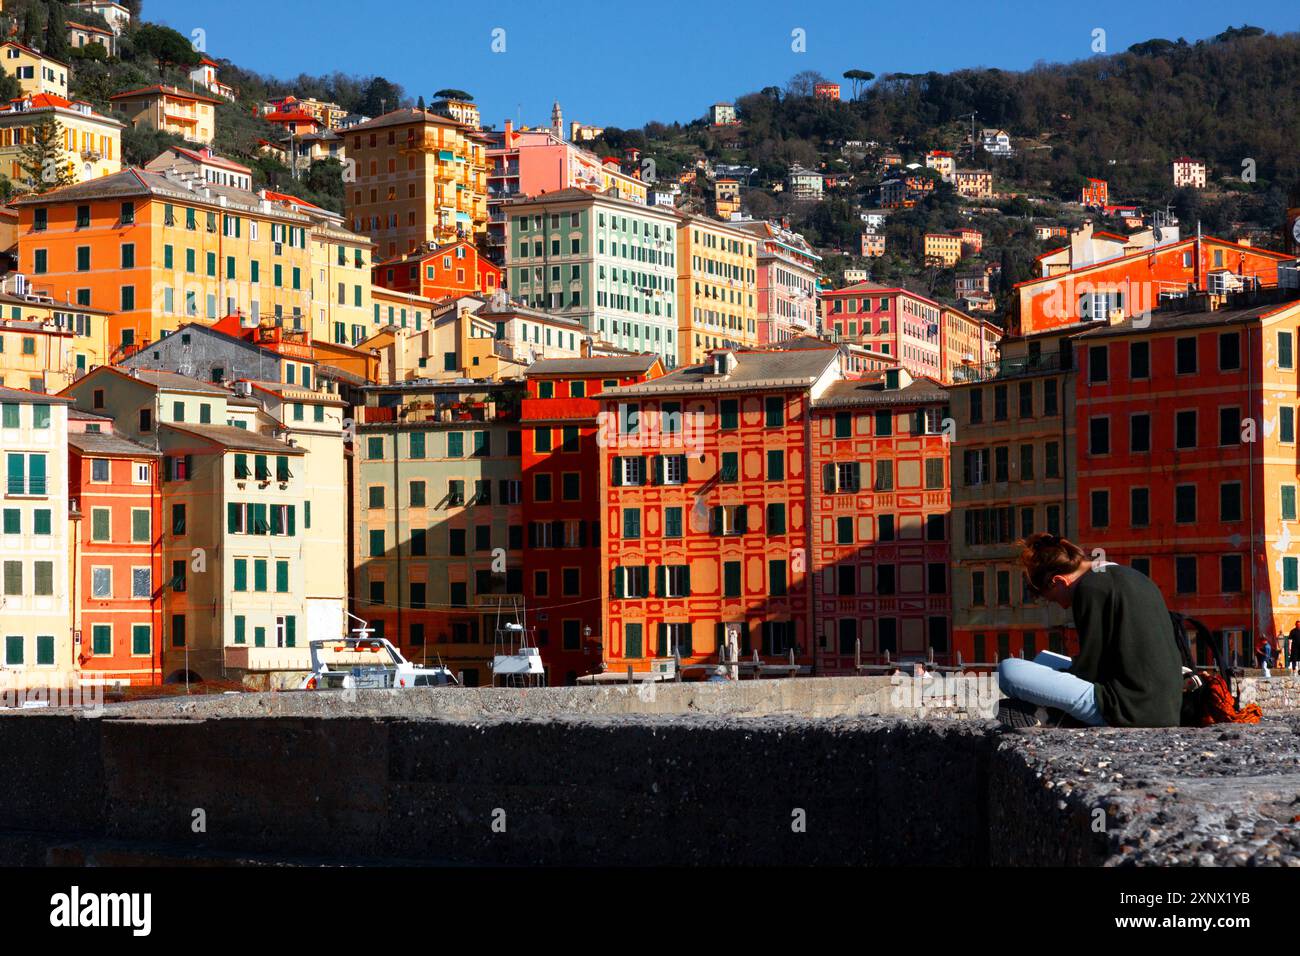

{"left": 951, "top": 351, "right": 1069, "bottom": 384}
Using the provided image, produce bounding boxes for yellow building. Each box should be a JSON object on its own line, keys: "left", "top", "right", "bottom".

{"left": 923, "top": 232, "right": 963, "bottom": 267}
{"left": 262, "top": 190, "right": 374, "bottom": 348}
{"left": 109, "top": 85, "right": 218, "bottom": 145}
{"left": 0, "top": 283, "right": 110, "bottom": 392}
{"left": 0, "top": 41, "right": 68, "bottom": 98}
{"left": 344, "top": 108, "right": 489, "bottom": 261}
{"left": 0, "top": 93, "right": 122, "bottom": 186}
{"left": 675, "top": 212, "right": 759, "bottom": 365}
{"left": 12, "top": 167, "right": 321, "bottom": 350}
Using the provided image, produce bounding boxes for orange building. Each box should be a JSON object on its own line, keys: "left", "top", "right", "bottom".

{"left": 520, "top": 354, "right": 664, "bottom": 684}
{"left": 372, "top": 239, "right": 501, "bottom": 300}
{"left": 1081, "top": 178, "right": 1108, "bottom": 208}
{"left": 1073, "top": 297, "right": 1300, "bottom": 665}
{"left": 67, "top": 410, "right": 163, "bottom": 685}
{"left": 808, "top": 371, "right": 952, "bottom": 670}
{"left": 598, "top": 347, "right": 841, "bottom": 675}
{"left": 1014, "top": 234, "right": 1293, "bottom": 336}
{"left": 109, "top": 85, "right": 218, "bottom": 145}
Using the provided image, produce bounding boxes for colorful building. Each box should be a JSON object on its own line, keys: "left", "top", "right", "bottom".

{"left": 598, "top": 347, "right": 842, "bottom": 675}
{"left": 1015, "top": 228, "right": 1294, "bottom": 336}
{"left": 0, "top": 41, "right": 68, "bottom": 98}
{"left": 822, "top": 282, "right": 944, "bottom": 381}
{"left": 676, "top": 212, "right": 758, "bottom": 366}
{"left": 373, "top": 239, "right": 500, "bottom": 300}
{"left": 808, "top": 370, "right": 952, "bottom": 670}
{"left": 0, "top": 93, "right": 122, "bottom": 186}
{"left": 1072, "top": 297, "right": 1300, "bottom": 664}
{"left": 0, "top": 285, "right": 110, "bottom": 392}
{"left": 520, "top": 354, "right": 664, "bottom": 683}
{"left": 13, "top": 167, "right": 320, "bottom": 353}
{"left": 351, "top": 380, "right": 525, "bottom": 686}
{"left": 67, "top": 411, "right": 162, "bottom": 685}
{"left": 485, "top": 121, "right": 647, "bottom": 261}
{"left": 947, "top": 328, "right": 1080, "bottom": 663}
{"left": 734, "top": 218, "right": 820, "bottom": 345}
{"left": 0, "top": 385, "right": 73, "bottom": 684}
{"left": 504, "top": 188, "right": 680, "bottom": 366}
{"left": 923, "top": 232, "right": 963, "bottom": 267}
{"left": 344, "top": 108, "right": 490, "bottom": 259}
{"left": 109, "top": 85, "right": 219, "bottom": 145}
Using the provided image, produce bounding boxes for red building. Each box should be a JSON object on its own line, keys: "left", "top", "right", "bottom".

{"left": 598, "top": 347, "right": 842, "bottom": 676}
{"left": 1081, "top": 177, "right": 1109, "bottom": 208}
{"left": 520, "top": 354, "right": 663, "bottom": 684}
{"left": 808, "top": 371, "right": 952, "bottom": 671}
{"left": 1072, "top": 298, "right": 1300, "bottom": 666}
{"left": 372, "top": 240, "right": 501, "bottom": 300}
{"left": 68, "top": 411, "right": 163, "bottom": 685}
{"left": 822, "top": 282, "right": 944, "bottom": 382}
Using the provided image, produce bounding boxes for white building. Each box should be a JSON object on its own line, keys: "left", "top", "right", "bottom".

{"left": 981, "top": 129, "right": 1012, "bottom": 157}
{"left": 786, "top": 164, "right": 824, "bottom": 200}
{"left": 1172, "top": 157, "right": 1207, "bottom": 189}
{"left": 709, "top": 103, "right": 737, "bottom": 125}
{"left": 69, "top": 1, "right": 130, "bottom": 34}
{"left": 0, "top": 387, "right": 73, "bottom": 685}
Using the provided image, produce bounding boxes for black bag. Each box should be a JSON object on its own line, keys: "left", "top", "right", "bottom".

{"left": 1168, "top": 612, "right": 1246, "bottom": 726}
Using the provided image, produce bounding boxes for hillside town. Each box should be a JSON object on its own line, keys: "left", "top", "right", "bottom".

{"left": 0, "top": 3, "right": 1299, "bottom": 697}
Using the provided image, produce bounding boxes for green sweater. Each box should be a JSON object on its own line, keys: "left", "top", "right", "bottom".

{"left": 1068, "top": 563, "right": 1184, "bottom": 727}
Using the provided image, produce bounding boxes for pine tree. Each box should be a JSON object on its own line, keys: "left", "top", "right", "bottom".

{"left": 17, "top": 115, "right": 73, "bottom": 193}
{"left": 45, "top": 1, "right": 72, "bottom": 60}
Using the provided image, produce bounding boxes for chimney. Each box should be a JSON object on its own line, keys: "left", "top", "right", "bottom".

{"left": 580, "top": 336, "right": 593, "bottom": 359}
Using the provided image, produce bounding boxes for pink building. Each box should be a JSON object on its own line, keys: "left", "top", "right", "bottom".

{"left": 486, "top": 121, "right": 647, "bottom": 262}
{"left": 733, "top": 219, "right": 821, "bottom": 345}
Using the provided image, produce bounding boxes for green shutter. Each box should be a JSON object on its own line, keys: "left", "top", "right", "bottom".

{"left": 234, "top": 615, "right": 246, "bottom": 644}
{"left": 287, "top": 505, "right": 296, "bottom": 536}
{"left": 276, "top": 560, "right": 288, "bottom": 592}
{"left": 285, "top": 615, "right": 296, "bottom": 648}
{"left": 228, "top": 502, "right": 238, "bottom": 533}
{"left": 233, "top": 559, "right": 247, "bottom": 591}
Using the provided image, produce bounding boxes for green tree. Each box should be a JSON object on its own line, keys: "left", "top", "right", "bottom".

{"left": 433, "top": 89, "right": 473, "bottom": 101}
{"left": 132, "top": 23, "right": 201, "bottom": 73}
{"left": 44, "top": 1, "right": 72, "bottom": 59}
{"left": 17, "top": 114, "right": 73, "bottom": 193}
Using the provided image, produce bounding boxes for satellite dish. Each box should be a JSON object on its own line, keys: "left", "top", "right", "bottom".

{"left": 1153, "top": 227, "right": 1163, "bottom": 242}
{"left": 1291, "top": 218, "right": 1300, "bottom": 244}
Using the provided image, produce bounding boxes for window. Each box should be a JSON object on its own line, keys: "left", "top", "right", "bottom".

{"left": 622, "top": 508, "right": 641, "bottom": 539}
{"left": 720, "top": 452, "right": 738, "bottom": 482}
{"left": 1221, "top": 555, "right": 1243, "bottom": 594}
{"left": 1090, "top": 490, "right": 1110, "bottom": 528}
{"left": 1043, "top": 379, "right": 1058, "bottom": 417}
{"left": 1088, "top": 345, "right": 1109, "bottom": 384}
{"left": 766, "top": 449, "right": 784, "bottom": 481}
{"left": 764, "top": 396, "right": 784, "bottom": 427}
{"left": 1175, "top": 410, "right": 1197, "bottom": 449}
{"left": 1129, "top": 341, "right": 1149, "bottom": 379}
{"left": 1130, "top": 488, "right": 1150, "bottom": 527}
{"left": 767, "top": 560, "right": 786, "bottom": 597}
{"left": 131, "top": 508, "right": 150, "bottom": 543}
{"left": 1089, "top": 417, "right": 1110, "bottom": 456}
{"left": 1174, "top": 484, "right": 1198, "bottom": 524}
{"left": 1219, "top": 408, "right": 1241, "bottom": 446}
{"left": 1175, "top": 556, "right": 1197, "bottom": 594}
{"left": 1279, "top": 331, "right": 1294, "bottom": 370}
{"left": 1284, "top": 485, "right": 1298, "bottom": 522}
{"left": 1220, "top": 482, "right": 1242, "bottom": 522}
{"left": 720, "top": 399, "right": 738, "bottom": 430}
{"left": 1175, "top": 337, "right": 1198, "bottom": 374}
{"left": 874, "top": 410, "right": 893, "bottom": 437}
{"left": 1282, "top": 407, "right": 1296, "bottom": 445}
{"left": 1130, "top": 414, "right": 1151, "bottom": 453}
{"left": 1219, "top": 332, "right": 1241, "bottom": 371}
{"left": 766, "top": 503, "right": 786, "bottom": 535}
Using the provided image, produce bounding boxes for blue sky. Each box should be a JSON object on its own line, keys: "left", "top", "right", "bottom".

{"left": 148, "top": 0, "right": 1298, "bottom": 129}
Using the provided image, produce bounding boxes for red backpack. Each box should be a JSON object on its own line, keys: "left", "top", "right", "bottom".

{"left": 1169, "top": 612, "right": 1262, "bottom": 726}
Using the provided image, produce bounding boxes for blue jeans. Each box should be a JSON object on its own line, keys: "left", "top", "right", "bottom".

{"left": 998, "top": 653, "right": 1105, "bottom": 726}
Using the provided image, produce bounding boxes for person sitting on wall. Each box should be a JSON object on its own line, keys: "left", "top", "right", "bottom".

{"left": 997, "top": 533, "right": 1184, "bottom": 729}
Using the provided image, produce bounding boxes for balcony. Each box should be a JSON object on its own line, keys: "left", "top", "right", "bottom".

{"left": 951, "top": 351, "right": 1069, "bottom": 385}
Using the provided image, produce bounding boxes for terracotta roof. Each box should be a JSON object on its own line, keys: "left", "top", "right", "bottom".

{"left": 1071, "top": 300, "right": 1300, "bottom": 339}
{"left": 110, "top": 85, "right": 220, "bottom": 106}
{"left": 342, "top": 108, "right": 466, "bottom": 134}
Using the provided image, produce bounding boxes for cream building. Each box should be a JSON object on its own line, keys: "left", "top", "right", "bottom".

{"left": 0, "top": 93, "right": 122, "bottom": 186}
{"left": 0, "top": 386, "right": 73, "bottom": 685}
